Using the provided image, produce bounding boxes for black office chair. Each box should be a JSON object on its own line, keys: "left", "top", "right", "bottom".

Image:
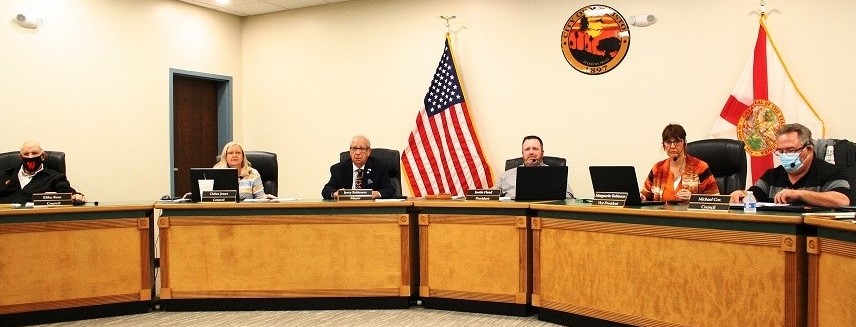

{"left": 815, "top": 138, "right": 856, "bottom": 205}
{"left": 246, "top": 151, "right": 278, "bottom": 196}
{"left": 504, "top": 156, "right": 566, "bottom": 171}
{"left": 0, "top": 150, "right": 66, "bottom": 174}
{"left": 215, "top": 151, "right": 278, "bottom": 196}
{"left": 339, "top": 148, "right": 402, "bottom": 197}
{"left": 685, "top": 139, "right": 747, "bottom": 194}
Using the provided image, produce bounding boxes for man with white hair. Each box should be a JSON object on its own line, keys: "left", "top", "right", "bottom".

{"left": 322, "top": 135, "right": 395, "bottom": 199}
{"left": 0, "top": 140, "right": 85, "bottom": 204}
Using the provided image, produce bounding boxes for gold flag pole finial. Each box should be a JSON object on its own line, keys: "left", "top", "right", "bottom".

{"left": 759, "top": 0, "right": 767, "bottom": 16}
{"left": 439, "top": 15, "right": 456, "bottom": 33}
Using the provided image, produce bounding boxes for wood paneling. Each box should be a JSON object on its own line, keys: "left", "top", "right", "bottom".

{"left": 419, "top": 213, "right": 527, "bottom": 304}
{"left": 159, "top": 211, "right": 411, "bottom": 299}
{"left": 534, "top": 217, "right": 802, "bottom": 327}
{"left": 0, "top": 210, "right": 152, "bottom": 315}
{"left": 807, "top": 236, "right": 856, "bottom": 327}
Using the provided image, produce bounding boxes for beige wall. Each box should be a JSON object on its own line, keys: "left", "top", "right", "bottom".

{"left": 3, "top": 0, "right": 854, "bottom": 201}
{"left": 243, "top": 0, "right": 856, "bottom": 198}
{"left": 1, "top": 0, "right": 242, "bottom": 201}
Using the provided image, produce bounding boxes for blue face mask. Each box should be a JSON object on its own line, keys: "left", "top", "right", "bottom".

{"left": 779, "top": 153, "right": 803, "bottom": 173}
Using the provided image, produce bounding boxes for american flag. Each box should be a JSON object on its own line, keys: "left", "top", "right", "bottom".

{"left": 402, "top": 36, "right": 493, "bottom": 197}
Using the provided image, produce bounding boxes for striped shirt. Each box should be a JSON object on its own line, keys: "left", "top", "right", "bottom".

{"left": 748, "top": 156, "right": 851, "bottom": 205}
{"left": 238, "top": 168, "right": 266, "bottom": 200}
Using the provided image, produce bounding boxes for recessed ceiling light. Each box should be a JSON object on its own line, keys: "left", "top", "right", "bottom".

{"left": 215, "top": 0, "right": 231, "bottom": 5}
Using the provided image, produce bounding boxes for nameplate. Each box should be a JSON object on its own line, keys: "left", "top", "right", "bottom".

{"left": 202, "top": 190, "right": 237, "bottom": 203}
{"left": 337, "top": 189, "right": 373, "bottom": 201}
{"left": 688, "top": 194, "right": 731, "bottom": 211}
{"left": 425, "top": 194, "right": 452, "bottom": 200}
{"left": 593, "top": 192, "right": 627, "bottom": 207}
{"left": 33, "top": 193, "right": 73, "bottom": 206}
{"left": 465, "top": 189, "right": 500, "bottom": 201}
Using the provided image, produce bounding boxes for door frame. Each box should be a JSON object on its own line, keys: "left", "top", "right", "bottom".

{"left": 169, "top": 68, "right": 233, "bottom": 196}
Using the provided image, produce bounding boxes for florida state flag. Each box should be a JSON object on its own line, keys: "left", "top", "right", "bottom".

{"left": 710, "top": 18, "right": 825, "bottom": 184}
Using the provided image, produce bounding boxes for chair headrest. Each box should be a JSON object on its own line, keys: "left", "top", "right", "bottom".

{"left": 0, "top": 150, "right": 66, "bottom": 174}
{"left": 685, "top": 139, "right": 745, "bottom": 174}
{"left": 245, "top": 151, "right": 277, "bottom": 179}
{"left": 504, "top": 156, "right": 566, "bottom": 171}
{"left": 338, "top": 148, "right": 401, "bottom": 183}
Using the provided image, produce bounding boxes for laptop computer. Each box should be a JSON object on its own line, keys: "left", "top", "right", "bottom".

{"left": 515, "top": 166, "right": 569, "bottom": 201}
{"left": 589, "top": 166, "right": 664, "bottom": 206}
{"left": 189, "top": 168, "right": 240, "bottom": 202}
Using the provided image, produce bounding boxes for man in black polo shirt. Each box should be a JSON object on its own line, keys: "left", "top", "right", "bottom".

{"left": 729, "top": 123, "right": 852, "bottom": 207}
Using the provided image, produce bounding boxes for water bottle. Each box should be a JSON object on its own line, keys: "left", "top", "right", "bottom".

{"left": 743, "top": 191, "right": 757, "bottom": 213}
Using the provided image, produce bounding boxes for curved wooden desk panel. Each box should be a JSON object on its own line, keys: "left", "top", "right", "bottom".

{"left": 413, "top": 200, "right": 531, "bottom": 316}
{"left": 531, "top": 202, "right": 806, "bottom": 327}
{"left": 0, "top": 204, "right": 154, "bottom": 323}
{"left": 804, "top": 217, "right": 856, "bottom": 327}
{"left": 156, "top": 201, "right": 414, "bottom": 308}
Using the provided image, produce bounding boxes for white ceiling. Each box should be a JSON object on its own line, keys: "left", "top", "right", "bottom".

{"left": 176, "top": 0, "right": 352, "bottom": 16}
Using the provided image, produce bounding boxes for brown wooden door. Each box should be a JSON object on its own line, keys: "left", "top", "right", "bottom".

{"left": 172, "top": 75, "right": 219, "bottom": 197}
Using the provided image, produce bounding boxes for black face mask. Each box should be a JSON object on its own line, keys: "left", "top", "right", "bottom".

{"left": 22, "top": 156, "right": 43, "bottom": 173}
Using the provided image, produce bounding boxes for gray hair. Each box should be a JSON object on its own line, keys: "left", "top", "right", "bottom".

{"left": 350, "top": 135, "right": 371, "bottom": 148}
{"left": 777, "top": 123, "right": 813, "bottom": 147}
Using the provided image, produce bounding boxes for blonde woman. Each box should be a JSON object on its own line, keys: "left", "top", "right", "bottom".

{"left": 214, "top": 142, "right": 275, "bottom": 200}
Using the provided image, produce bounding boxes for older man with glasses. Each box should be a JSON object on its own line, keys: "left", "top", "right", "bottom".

{"left": 322, "top": 135, "right": 395, "bottom": 200}
{"left": 730, "top": 123, "right": 852, "bottom": 207}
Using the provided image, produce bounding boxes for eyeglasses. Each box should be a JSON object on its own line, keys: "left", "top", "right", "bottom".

{"left": 662, "top": 139, "right": 684, "bottom": 147}
{"left": 774, "top": 143, "right": 808, "bottom": 156}
{"left": 349, "top": 147, "right": 370, "bottom": 152}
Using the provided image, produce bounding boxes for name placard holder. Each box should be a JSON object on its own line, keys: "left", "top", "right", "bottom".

{"left": 337, "top": 189, "right": 373, "bottom": 201}
{"left": 593, "top": 192, "right": 627, "bottom": 207}
{"left": 33, "top": 193, "right": 73, "bottom": 206}
{"left": 202, "top": 190, "right": 238, "bottom": 203}
{"left": 687, "top": 194, "right": 731, "bottom": 211}
{"left": 466, "top": 189, "right": 500, "bottom": 201}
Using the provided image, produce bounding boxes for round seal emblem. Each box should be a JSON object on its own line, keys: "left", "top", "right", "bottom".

{"left": 736, "top": 99, "right": 786, "bottom": 156}
{"left": 561, "top": 5, "right": 630, "bottom": 75}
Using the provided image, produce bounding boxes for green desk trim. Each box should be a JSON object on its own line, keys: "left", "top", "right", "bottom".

{"left": 535, "top": 206, "right": 808, "bottom": 235}
{"left": 0, "top": 205, "right": 152, "bottom": 224}
{"left": 413, "top": 207, "right": 528, "bottom": 216}
{"left": 160, "top": 207, "right": 407, "bottom": 217}
{"left": 816, "top": 227, "right": 856, "bottom": 243}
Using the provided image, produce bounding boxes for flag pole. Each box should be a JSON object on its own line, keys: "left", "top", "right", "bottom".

{"left": 441, "top": 16, "right": 495, "bottom": 188}
{"left": 758, "top": 4, "right": 827, "bottom": 137}
{"left": 439, "top": 15, "right": 456, "bottom": 33}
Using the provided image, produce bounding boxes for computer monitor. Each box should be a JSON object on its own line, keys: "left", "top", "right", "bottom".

{"left": 589, "top": 165, "right": 664, "bottom": 206}
{"left": 515, "top": 166, "right": 569, "bottom": 201}
{"left": 189, "top": 168, "right": 239, "bottom": 202}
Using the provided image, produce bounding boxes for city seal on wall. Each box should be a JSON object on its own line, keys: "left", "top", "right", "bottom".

{"left": 561, "top": 4, "right": 630, "bottom": 75}
{"left": 736, "top": 99, "right": 786, "bottom": 156}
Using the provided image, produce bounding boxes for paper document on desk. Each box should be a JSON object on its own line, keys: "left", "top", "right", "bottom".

{"left": 757, "top": 202, "right": 790, "bottom": 207}
{"left": 802, "top": 212, "right": 856, "bottom": 219}
{"left": 270, "top": 198, "right": 300, "bottom": 202}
